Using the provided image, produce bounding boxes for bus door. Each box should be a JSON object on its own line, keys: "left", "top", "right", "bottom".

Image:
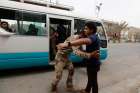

{"left": 47, "top": 14, "right": 74, "bottom": 62}
{"left": 95, "top": 22, "right": 108, "bottom": 61}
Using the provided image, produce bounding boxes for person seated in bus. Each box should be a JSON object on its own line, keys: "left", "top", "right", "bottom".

{"left": 51, "top": 31, "right": 99, "bottom": 93}
{"left": 25, "top": 24, "right": 38, "bottom": 36}
{"left": 0, "top": 21, "right": 13, "bottom": 32}
{"left": 56, "top": 24, "right": 67, "bottom": 43}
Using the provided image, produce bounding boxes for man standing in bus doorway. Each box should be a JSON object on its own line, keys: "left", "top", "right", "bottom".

{"left": 57, "top": 22, "right": 100, "bottom": 93}
{"left": 51, "top": 32, "right": 99, "bottom": 93}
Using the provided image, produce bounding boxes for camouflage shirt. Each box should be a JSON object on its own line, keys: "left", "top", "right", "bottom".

{"left": 55, "top": 35, "right": 80, "bottom": 61}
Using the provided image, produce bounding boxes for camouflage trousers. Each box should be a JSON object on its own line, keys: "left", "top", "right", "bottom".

{"left": 52, "top": 57, "right": 74, "bottom": 88}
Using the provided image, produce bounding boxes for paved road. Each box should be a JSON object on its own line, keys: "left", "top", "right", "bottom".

{"left": 0, "top": 43, "right": 140, "bottom": 93}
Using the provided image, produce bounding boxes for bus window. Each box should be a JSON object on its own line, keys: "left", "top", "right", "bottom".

{"left": 0, "top": 8, "right": 47, "bottom": 36}
{"left": 74, "top": 19, "right": 86, "bottom": 34}
{"left": 0, "top": 8, "right": 17, "bottom": 33}
{"left": 49, "top": 18, "right": 71, "bottom": 61}
{"left": 18, "top": 12, "right": 46, "bottom": 36}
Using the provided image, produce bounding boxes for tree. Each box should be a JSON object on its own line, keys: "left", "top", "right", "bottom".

{"left": 103, "top": 20, "right": 128, "bottom": 43}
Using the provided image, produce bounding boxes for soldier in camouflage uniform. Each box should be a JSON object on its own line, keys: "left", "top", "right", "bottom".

{"left": 51, "top": 34, "right": 99, "bottom": 93}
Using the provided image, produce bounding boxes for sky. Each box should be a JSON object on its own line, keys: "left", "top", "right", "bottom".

{"left": 55, "top": 0, "right": 140, "bottom": 28}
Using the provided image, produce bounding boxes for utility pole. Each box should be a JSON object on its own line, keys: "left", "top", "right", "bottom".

{"left": 20, "top": 0, "right": 24, "bottom": 2}
{"left": 56, "top": 0, "right": 58, "bottom": 4}
{"left": 96, "top": 3, "right": 102, "bottom": 18}
{"left": 49, "top": 0, "right": 58, "bottom": 4}
{"left": 49, "top": 0, "right": 52, "bottom": 3}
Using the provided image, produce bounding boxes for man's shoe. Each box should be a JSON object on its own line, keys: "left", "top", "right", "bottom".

{"left": 66, "top": 84, "right": 75, "bottom": 92}
{"left": 79, "top": 89, "right": 89, "bottom": 93}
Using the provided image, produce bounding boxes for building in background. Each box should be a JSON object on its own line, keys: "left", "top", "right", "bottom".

{"left": 103, "top": 20, "right": 127, "bottom": 43}
{"left": 122, "top": 27, "right": 140, "bottom": 42}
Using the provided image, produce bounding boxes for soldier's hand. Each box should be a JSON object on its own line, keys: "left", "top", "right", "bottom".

{"left": 90, "top": 50, "right": 99, "bottom": 59}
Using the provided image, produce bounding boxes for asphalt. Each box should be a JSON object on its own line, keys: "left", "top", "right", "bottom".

{"left": 0, "top": 43, "right": 140, "bottom": 93}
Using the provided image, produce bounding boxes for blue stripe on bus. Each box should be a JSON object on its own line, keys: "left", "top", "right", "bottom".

{"left": 0, "top": 52, "right": 49, "bottom": 70}
{"left": 0, "top": 49, "right": 108, "bottom": 70}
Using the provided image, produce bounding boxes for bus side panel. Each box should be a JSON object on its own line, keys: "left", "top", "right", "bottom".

{"left": 0, "top": 52, "right": 49, "bottom": 70}
{"left": 0, "top": 36, "right": 49, "bottom": 70}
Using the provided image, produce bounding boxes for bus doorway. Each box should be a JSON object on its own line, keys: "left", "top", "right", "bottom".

{"left": 49, "top": 17, "right": 73, "bottom": 61}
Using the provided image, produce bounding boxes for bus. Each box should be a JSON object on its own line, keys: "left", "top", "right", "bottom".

{"left": 0, "top": 0, "right": 108, "bottom": 70}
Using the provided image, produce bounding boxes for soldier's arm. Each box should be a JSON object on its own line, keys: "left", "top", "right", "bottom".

{"left": 57, "top": 38, "right": 92, "bottom": 50}
{"left": 73, "top": 49, "right": 99, "bottom": 59}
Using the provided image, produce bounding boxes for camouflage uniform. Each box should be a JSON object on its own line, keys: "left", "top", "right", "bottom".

{"left": 51, "top": 35, "right": 91, "bottom": 92}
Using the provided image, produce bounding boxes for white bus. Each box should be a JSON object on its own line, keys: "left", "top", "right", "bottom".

{"left": 0, "top": 0, "right": 108, "bottom": 70}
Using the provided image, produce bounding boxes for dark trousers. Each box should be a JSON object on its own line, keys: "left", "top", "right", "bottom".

{"left": 85, "top": 65, "right": 100, "bottom": 93}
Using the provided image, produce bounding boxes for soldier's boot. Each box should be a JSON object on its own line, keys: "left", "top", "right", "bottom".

{"left": 51, "top": 69, "right": 63, "bottom": 93}
{"left": 66, "top": 63, "right": 74, "bottom": 91}
{"left": 51, "top": 83, "right": 57, "bottom": 93}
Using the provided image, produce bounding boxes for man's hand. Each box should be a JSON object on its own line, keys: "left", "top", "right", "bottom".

{"left": 57, "top": 43, "right": 68, "bottom": 50}
{"left": 90, "top": 50, "right": 100, "bottom": 59}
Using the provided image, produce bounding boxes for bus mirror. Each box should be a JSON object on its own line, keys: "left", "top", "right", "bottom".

{"left": 0, "top": 28, "right": 15, "bottom": 37}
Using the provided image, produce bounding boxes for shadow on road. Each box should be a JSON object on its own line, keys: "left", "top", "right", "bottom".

{"left": 0, "top": 62, "right": 85, "bottom": 78}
